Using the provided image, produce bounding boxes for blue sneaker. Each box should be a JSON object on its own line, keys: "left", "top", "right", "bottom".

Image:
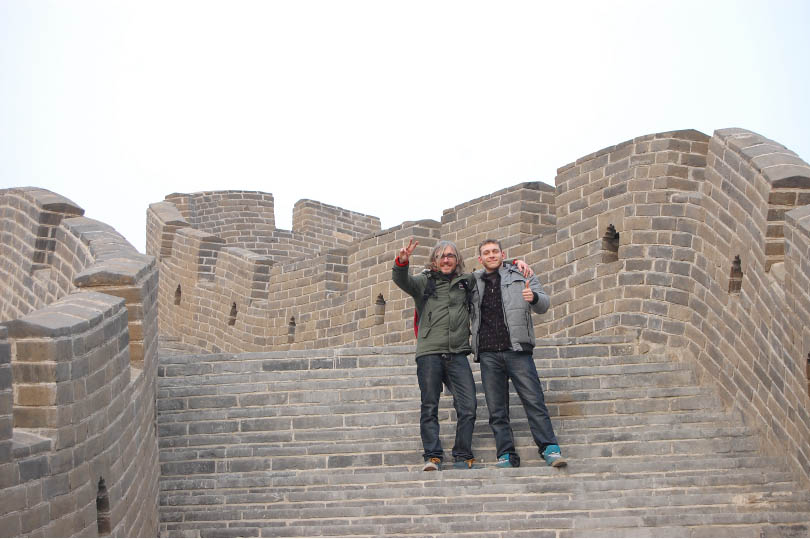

{"left": 453, "top": 458, "right": 482, "bottom": 470}
{"left": 496, "top": 454, "right": 513, "bottom": 468}
{"left": 422, "top": 457, "right": 442, "bottom": 472}
{"left": 542, "top": 445, "right": 567, "bottom": 467}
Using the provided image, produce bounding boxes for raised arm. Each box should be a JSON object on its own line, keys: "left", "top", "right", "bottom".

{"left": 392, "top": 238, "right": 424, "bottom": 299}
{"left": 397, "top": 238, "right": 418, "bottom": 265}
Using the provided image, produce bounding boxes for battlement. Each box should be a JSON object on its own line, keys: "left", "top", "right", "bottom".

{"left": 2, "top": 126, "right": 809, "bottom": 536}
{"left": 148, "top": 128, "right": 810, "bottom": 489}
{"left": 0, "top": 187, "right": 160, "bottom": 536}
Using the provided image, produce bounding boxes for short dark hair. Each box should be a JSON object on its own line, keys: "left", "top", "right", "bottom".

{"left": 478, "top": 239, "right": 502, "bottom": 255}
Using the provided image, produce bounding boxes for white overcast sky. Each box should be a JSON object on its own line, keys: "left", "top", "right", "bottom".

{"left": 2, "top": 1, "right": 809, "bottom": 253}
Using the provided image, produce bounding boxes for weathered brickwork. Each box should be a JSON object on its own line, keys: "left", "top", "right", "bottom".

{"left": 442, "top": 181, "right": 557, "bottom": 261}
{"left": 0, "top": 188, "right": 84, "bottom": 321}
{"left": 690, "top": 129, "right": 810, "bottom": 480}
{"left": 149, "top": 128, "right": 810, "bottom": 488}
{"left": 0, "top": 188, "right": 160, "bottom": 536}
{"left": 149, "top": 205, "right": 441, "bottom": 352}
{"left": 292, "top": 198, "right": 381, "bottom": 247}
{"left": 2, "top": 125, "right": 807, "bottom": 536}
{"left": 543, "top": 128, "right": 810, "bottom": 485}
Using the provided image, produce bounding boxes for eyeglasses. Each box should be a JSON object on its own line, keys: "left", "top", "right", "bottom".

{"left": 439, "top": 253, "right": 457, "bottom": 260}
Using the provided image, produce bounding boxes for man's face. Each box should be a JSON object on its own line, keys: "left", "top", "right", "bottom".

{"left": 437, "top": 246, "right": 458, "bottom": 275}
{"left": 479, "top": 242, "right": 504, "bottom": 272}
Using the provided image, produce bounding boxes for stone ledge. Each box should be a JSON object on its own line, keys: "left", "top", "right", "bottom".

{"left": 3, "top": 291, "right": 125, "bottom": 338}
{"left": 11, "top": 429, "right": 52, "bottom": 459}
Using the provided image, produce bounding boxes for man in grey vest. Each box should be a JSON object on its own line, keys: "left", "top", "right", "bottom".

{"left": 471, "top": 238, "right": 566, "bottom": 468}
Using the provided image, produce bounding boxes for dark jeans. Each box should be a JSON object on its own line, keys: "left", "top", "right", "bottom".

{"left": 479, "top": 350, "right": 558, "bottom": 463}
{"left": 416, "top": 353, "right": 477, "bottom": 462}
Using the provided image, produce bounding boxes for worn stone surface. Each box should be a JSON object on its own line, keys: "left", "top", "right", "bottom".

{"left": 2, "top": 126, "right": 810, "bottom": 536}
{"left": 0, "top": 187, "right": 160, "bottom": 537}
{"left": 155, "top": 341, "right": 810, "bottom": 537}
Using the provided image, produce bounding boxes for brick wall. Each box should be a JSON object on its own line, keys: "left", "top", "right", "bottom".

{"left": 147, "top": 128, "right": 810, "bottom": 485}
{"left": 0, "top": 187, "right": 160, "bottom": 536}
{"left": 165, "top": 190, "right": 276, "bottom": 238}
{"left": 688, "top": 129, "right": 810, "bottom": 481}
{"left": 0, "top": 327, "right": 11, "bottom": 466}
{"left": 541, "top": 128, "right": 810, "bottom": 484}
{"left": 293, "top": 199, "right": 381, "bottom": 246}
{"left": 149, "top": 207, "right": 440, "bottom": 352}
{"left": 441, "top": 181, "right": 556, "bottom": 263}
{"left": 0, "top": 188, "right": 84, "bottom": 321}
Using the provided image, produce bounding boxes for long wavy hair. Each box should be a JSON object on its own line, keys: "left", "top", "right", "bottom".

{"left": 425, "top": 240, "right": 465, "bottom": 276}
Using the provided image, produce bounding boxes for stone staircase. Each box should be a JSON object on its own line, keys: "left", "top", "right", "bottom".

{"left": 156, "top": 337, "right": 810, "bottom": 537}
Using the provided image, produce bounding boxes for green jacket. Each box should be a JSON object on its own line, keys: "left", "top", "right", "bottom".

{"left": 392, "top": 261, "right": 474, "bottom": 359}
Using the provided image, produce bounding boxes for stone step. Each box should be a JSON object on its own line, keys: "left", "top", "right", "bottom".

{"left": 157, "top": 408, "right": 745, "bottom": 451}
{"left": 157, "top": 383, "right": 718, "bottom": 422}
{"left": 160, "top": 469, "right": 802, "bottom": 505}
{"left": 158, "top": 454, "right": 800, "bottom": 490}
{"left": 157, "top": 410, "right": 742, "bottom": 454}
{"left": 158, "top": 340, "right": 647, "bottom": 370}
{"left": 160, "top": 493, "right": 810, "bottom": 522}
{"left": 155, "top": 343, "right": 810, "bottom": 537}
{"left": 157, "top": 366, "right": 699, "bottom": 408}
{"left": 158, "top": 357, "right": 691, "bottom": 388}
{"left": 158, "top": 457, "right": 810, "bottom": 536}
{"left": 157, "top": 418, "right": 752, "bottom": 450}
{"left": 159, "top": 493, "right": 810, "bottom": 537}
{"left": 157, "top": 350, "right": 671, "bottom": 376}
{"left": 158, "top": 429, "right": 761, "bottom": 477}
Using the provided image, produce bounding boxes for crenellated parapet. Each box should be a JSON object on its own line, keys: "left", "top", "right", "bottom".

{"left": 543, "top": 129, "right": 712, "bottom": 340}
{"left": 147, "top": 128, "right": 810, "bottom": 486}
{"left": 540, "top": 128, "right": 810, "bottom": 485}
{"left": 0, "top": 187, "right": 160, "bottom": 536}
{"left": 442, "top": 181, "right": 557, "bottom": 261}
{"left": 0, "top": 188, "right": 84, "bottom": 319}
{"left": 293, "top": 198, "right": 381, "bottom": 246}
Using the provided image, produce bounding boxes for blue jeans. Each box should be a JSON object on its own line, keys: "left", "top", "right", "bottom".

{"left": 479, "top": 350, "right": 558, "bottom": 464}
{"left": 416, "top": 353, "right": 477, "bottom": 462}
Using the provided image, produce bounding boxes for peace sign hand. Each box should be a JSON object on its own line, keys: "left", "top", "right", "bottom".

{"left": 398, "top": 238, "right": 419, "bottom": 264}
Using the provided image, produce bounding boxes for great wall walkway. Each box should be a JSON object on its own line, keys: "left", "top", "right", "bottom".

{"left": 156, "top": 336, "right": 810, "bottom": 537}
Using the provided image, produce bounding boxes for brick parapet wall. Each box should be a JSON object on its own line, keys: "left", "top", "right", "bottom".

{"left": 0, "top": 188, "right": 84, "bottom": 322}
{"left": 441, "top": 182, "right": 557, "bottom": 262}
{"left": 544, "top": 128, "right": 810, "bottom": 484}
{"left": 148, "top": 128, "right": 810, "bottom": 486}
{"left": 60, "top": 216, "right": 157, "bottom": 367}
{"left": 0, "top": 326, "right": 10, "bottom": 465}
{"left": 684, "top": 129, "right": 810, "bottom": 482}
{"left": 146, "top": 201, "right": 190, "bottom": 259}
{"left": 293, "top": 198, "right": 382, "bottom": 247}
{"left": 233, "top": 227, "right": 324, "bottom": 259}
{"left": 542, "top": 129, "right": 711, "bottom": 340}
{"left": 343, "top": 220, "right": 441, "bottom": 347}
{"left": 156, "top": 191, "right": 382, "bottom": 266}
{"left": 153, "top": 218, "right": 440, "bottom": 353}
{"left": 0, "top": 291, "right": 159, "bottom": 536}
{"left": 165, "top": 190, "right": 276, "bottom": 236}
{"left": 0, "top": 188, "right": 160, "bottom": 535}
